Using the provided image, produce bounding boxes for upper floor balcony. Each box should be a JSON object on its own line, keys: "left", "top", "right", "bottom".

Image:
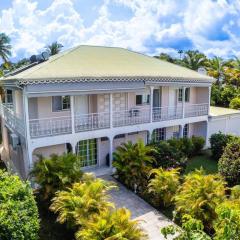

{"left": 0, "top": 86, "right": 210, "bottom": 139}
{"left": 28, "top": 103, "right": 208, "bottom": 138}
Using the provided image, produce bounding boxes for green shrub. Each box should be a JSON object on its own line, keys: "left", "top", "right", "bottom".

{"left": 30, "top": 153, "right": 83, "bottom": 201}
{"left": 150, "top": 141, "right": 187, "bottom": 170}
{"left": 161, "top": 215, "right": 211, "bottom": 240}
{"left": 209, "top": 132, "right": 236, "bottom": 160}
{"left": 113, "top": 140, "right": 155, "bottom": 190}
{"left": 214, "top": 199, "right": 240, "bottom": 240}
{"left": 168, "top": 137, "right": 194, "bottom": 157}
{"left": 148, "top": 168, "right": 180, "bottom": 207}
{"left": 0, "top": 170, "right": 39, "bottom": 240}
{"left": 229, "top": 97, "right": 240, "bottom": 110}
{"left": 191, "top": 136, "right": 205, "bottom": 155}
{"left": 174, "top": 169, "right": 226, "bottom": 230}
{"left": 231, "top": 185, "right": 240, "bottom": 199}
{"left": 218, "top": 140, "right": 240, "bottom": 186}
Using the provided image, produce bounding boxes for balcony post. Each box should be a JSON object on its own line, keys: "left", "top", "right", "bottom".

{"left": 179, "top": 124, "right": 184, "bottom": 138}
{"left": 23, "top": 91, "right": 32, "bottom": 169}
{"left": 150, "top": 86, "right": 154, "bottom": 123}
{"left": 208, "top": 86, "right": 211, "bottom": 115}
{"left": 70, "top": 96, "right": 75, "bottom": 134}
{"left": 110, "top": 93, "right": 113, "bottom": 128}
{"left": 182, "top": 86, "right": 186, "bottom": 118}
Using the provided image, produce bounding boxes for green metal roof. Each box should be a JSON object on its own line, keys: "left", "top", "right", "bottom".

{"left": 3, "top": 45, "right": 214, "bottom": 83}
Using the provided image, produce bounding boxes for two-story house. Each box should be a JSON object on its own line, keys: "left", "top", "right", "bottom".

{"left": 0, "top": 46, "right": 213, "bottom": 178}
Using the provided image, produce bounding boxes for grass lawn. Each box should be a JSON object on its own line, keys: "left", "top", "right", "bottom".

{"left": 185, "top": 150, "right": 218, "bottom": 175}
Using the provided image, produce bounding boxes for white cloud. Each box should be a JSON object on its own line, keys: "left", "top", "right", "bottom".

{"left": 0, "top": 0, "right": 240, "bottom": 61}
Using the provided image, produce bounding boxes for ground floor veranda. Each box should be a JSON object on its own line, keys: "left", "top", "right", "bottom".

{"left": 29, "top": 121, "right": 207, "bottom": 176}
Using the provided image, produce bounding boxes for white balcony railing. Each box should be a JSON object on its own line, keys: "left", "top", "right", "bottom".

{"left": 29, "top": 116, "right": 72, "bottom": 138}
{"left": 185, "top": 103, "right": 208, "bottom": 118}
{"left": 75, "top": 112, "right": 110, "bottom": 132}
{"left": 153, "top": 106, "right": 183, "bottom": 122}
{"left": 0, "top": 103, "right": 25, "bottom": 137}
{"left": 113, "top": 108, "right": 150, "bottom": 127}
{"left": 25, "top": 103, "right": 209, "bottom": 138}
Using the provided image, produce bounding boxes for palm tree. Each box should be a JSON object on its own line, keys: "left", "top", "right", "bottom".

{"left": 46, "top": 41, "right": 63, "bottom": 55}
{"left": 206, "top": 56, "right": 226, "bottom": 85}
{"left": 0, "top": 33, "right": 12, "bottom": 64}
{"left": 113, "top": 140, "right": 155, "bottom": 190}
{"left": 50, "top": 178, "right": 116, "bottom": 227}
{"left": 182, "top": 50, "right": 207, "bottom": 70}
{"left": 30, "top": 153, "right": 83, "bottom": 200}
{"left": 76, "top": 208, "right": 148, "bottom": 240}
{"left": 148, "top": 168, "right": 180, "bottom": 207}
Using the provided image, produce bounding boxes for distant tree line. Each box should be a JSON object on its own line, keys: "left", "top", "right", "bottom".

{"left": 154, "top": 50, "right": 240, "bottom": 109}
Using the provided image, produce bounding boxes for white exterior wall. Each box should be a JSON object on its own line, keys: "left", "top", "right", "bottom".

{"left": 14, "top": 90, "right": 23, "bottom": 119}
{"left": 207, "top": 114, "right": 240, "bottom": 146}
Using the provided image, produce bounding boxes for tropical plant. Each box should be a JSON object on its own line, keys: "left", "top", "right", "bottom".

{"left": 50, "top": 178, "right": 116, "bottom": 228}
{"left": 218, "top": 139, "right": 240, "bottom": 186}
{"left": 174, "top": 169, "right": 226, "bottom": 230}
{"left": 76, "top": 208, "right": 147, "bottom": 240}
{"left": 230, "top": 185, "right": 240, "bottom": 199}
{"left": 182, "top": 50, "right": 207, "bottom": 70}
{"left": 0, "top": 33, "right": 12, "bottom": 63}
{"left": 161, "top": 215, "right": 211, "bottom": 240}
{"left": 30, "top": 153, "right": 83, "bottom": 200}
{"left": 211, "top": 83, "right": 222, "bottom": 106}
{"left": 206, "top": 56, "right": 226, "bottom": 85}
{"left": 150, "top": 141, "right": 187, "bottom": 170}
{"left": 0, "top": 170, "right": 39, "bottom": 240}
{"left": 148, "top": 168, "right": 180, "bottom": 207}
{"left": 213, "top": 199, "right": 240, "bottom": 240}
{"left": 229, "top": 97, "right": 240, "bottom": 109}
{"left": 46, "top": 41, "right": 63, "bottom": 55}
{"left": 209, "top": 132, "right": 235, "bottom": 160}
{"left": 113, "top": 140, "right": 155, "bottom": 190}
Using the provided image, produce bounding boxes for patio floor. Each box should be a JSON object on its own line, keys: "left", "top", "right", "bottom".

{"left": 102, "top": 175, "right": 176, "bottom": 240}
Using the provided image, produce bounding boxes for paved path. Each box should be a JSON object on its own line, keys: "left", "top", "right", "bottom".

{"left": 102, "top": 176, "right": 175, "bottom": 240}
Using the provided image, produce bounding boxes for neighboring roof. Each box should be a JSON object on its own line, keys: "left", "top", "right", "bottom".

{"left": 210, "top": 106, "right": 240, "bottom": 117}
{"left": 2, "top": 45, "right": 214, "bottom": 85}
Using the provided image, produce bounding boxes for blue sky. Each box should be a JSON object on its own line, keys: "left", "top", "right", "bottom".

{"left": 1, "top": 0, "right": 240, "bottom": 62}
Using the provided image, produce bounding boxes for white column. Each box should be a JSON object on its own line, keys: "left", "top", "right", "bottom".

{"left": 182, "top": 87, "right": 186, "bottom": 118}
{"left": 150, "top": 86, "right": 154, "bottom": 123}
{"left": 23, "top": 90, "right": 32, "bottom": 170}
{"left": 109, "top": 93, "right": 113, "bottom": 128}
{"left": 208, "top": 86, "right": 211, "bottom": 115}
{"left": 109, "top": 136, "right": 113, "bottom": 168}
{"left": 70, "top": 96, "right": 75, "bottom": 134}
{"left": 179, "top": 125, "right": 184, "bottom": 138}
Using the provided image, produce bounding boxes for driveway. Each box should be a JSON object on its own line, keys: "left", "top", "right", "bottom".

{"left": 102, "top": 176, "right": 175, "bottom": 240}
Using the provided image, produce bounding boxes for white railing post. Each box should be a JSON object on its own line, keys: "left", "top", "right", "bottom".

{"left": 182, "top": 86, "right": 186, "bottom": 118}
{"left": 70, "top": 96, "right": 75, "bottom": 134}
{"left": 150, "top": 86, "right": 154, "bottom": 122}
{"left": 110, "top": 93, "right": 113, "bottom": 128}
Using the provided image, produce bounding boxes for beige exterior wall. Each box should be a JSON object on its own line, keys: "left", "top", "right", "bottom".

{"left": 14, "top": 90, "right": 23, "bottom": 119}
{"left": 32, "top": 144, "right": 66, "bottom": 163}
{"left": 113, "top": 131, "right": 148, "bottom": 151}
{"left": 98, "top": 138, "right": 109, "bottom": 166}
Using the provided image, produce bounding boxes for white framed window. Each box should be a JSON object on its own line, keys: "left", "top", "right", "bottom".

{"left": 153, "top": 128, "right": 166, "bottom": 142}
{"left": 52, "top": 96, "right": 70, "bottom": 112}
{"left": 136, "top": 94, "right": 150, "bottom": 105}
{"left": 183, "top": 124, "right": 189, "bottom": 138}
{"left": 6, "top": 89, "right": 13, "bottom": 103}
{"left": 185, "top": 88, "right": 190, "bottom": 102}
{"left": 178, "top": 88, "right": 183, "bottom": 102}
{"left": 76, "top": 139, "right": 97, "bottom": 167}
